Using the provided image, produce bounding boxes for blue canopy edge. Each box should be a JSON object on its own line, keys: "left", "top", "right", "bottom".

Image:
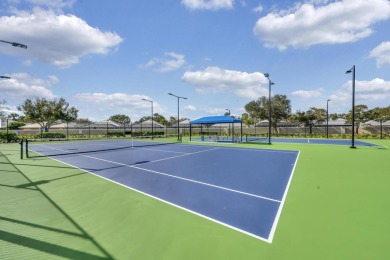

{"left": 190, "top": 116, "right": 242, "bottom": 125}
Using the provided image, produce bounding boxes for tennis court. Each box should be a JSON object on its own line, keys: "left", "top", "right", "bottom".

{"left": 25, "top": 137, "right": 299, "bottom": 242}
{"left": 1, "top": 138, "right": 390, "bottom": 259}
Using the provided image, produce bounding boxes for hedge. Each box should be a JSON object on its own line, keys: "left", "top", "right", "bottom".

{"left": 0, "top": 132, "right": 19, "bottom": 142}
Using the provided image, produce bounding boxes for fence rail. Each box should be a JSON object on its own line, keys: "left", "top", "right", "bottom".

{"left": 3, "top": 124, "right": 389, "bottom": 139}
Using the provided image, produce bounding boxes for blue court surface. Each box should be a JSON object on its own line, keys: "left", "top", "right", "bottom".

{"left": 27, "top": 140, "right": 299, "bottom": 242}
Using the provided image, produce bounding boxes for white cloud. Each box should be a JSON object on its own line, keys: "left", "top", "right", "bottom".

{"left": 141, "top": 52, "right": 186, "bottom": 72}
{"left": 252, "top": 4, "right": 263, "bottom": 13}
{"left": 0, "top": 8, "right": 123, "bottom": 68}
{"left": 184, "top": 105, "right": 197, "bottom": 111}
{"left": 0, "top": 73, "right": 57, "bottom": 100}
{"left": 330, "top": 78, "right": 390, "bottom": 107}
{"left": 370, "top": 41, "right": 390, "bottom": 68}
{"left": 253, "top": 0, "right": 390, "bottom": 50}
{"left": 292, "top": 88, "right": 324, "bottom": 98}
{"left": 73, "top": 93, "right": 164, "bottom": 121}
{"left": 26, "top": 0, "right": 75, "bottom": 10}
{"left": 22, "top": 59, "right": 33, "bottom": 66}
{"left": 182, "top": 66, "right": 269, "bottom": 99}
{"left": 181, "top": 0, "right": 234, "bottom": 10}
{"left": 205, "top": 107, "right": 227, "bottom": 115}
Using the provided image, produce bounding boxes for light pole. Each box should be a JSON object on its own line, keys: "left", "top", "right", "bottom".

{"left": 0, "top": 40, "right": 28, "bottom": 49}
{"left": 141, "top": 98, "right": 154, "bottom": 138}
{"left": 1, "top": 39, "right": 26, "bottom": 143}
{"left": 346, "top": 65, "right": 356, "bottom": 149}
{"left": 264, "top": 73, "right": 274, "bottom": 145}
{"left": 226, "top": 108, "right": 231, "bottom": 138}
{"left": 326, "top": 99, "right": 330, "bottom": 138}
{"left": 168, "top": 93, "right": 187, "bottom": 140}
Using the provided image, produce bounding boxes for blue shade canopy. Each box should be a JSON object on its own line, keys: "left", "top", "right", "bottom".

{"left": 190, "top": 116, "right": 242, "bottom": 125}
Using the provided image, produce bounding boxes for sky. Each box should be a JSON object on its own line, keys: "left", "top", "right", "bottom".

{"left": 1, "top": 0, "right": 390, "bottom": 122}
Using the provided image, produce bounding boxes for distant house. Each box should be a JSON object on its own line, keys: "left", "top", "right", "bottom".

{"left": 324, "top": 118, "right": 348, "bottom": 126}
{"left": 132, "top": 120, "right": 164, "bottom": 128}
{"left": 19, "top": 122, "right": 78, "bottom": 130}
{"left": 179, "top": 119, "right": 191, "bottom": 126}
{"left": 255, "top": 120, "right": 296, "bottom": 127}
{"left": 90, "top": 120, "right": 121, "bottom": 128}
{"left": 363, "top": 120, "right": 390, "bottom": 126}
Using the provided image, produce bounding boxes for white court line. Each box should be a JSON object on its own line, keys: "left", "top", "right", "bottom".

{"left": 186, "top": 142, "right": 299, "bottom": 154}
{"left": 266, "top": 150, "right": 300, "bottom": 243}
{"left": 31, "top": 144, "right": 281, "bottom": 203}
{"left": 35, "top": 154, "right": 272, "bottom": 243}
{"left": 29, "top": 142, "right": 299, "bottom": 242}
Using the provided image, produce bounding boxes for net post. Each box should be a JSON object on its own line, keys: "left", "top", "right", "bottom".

{"left": 26, "top": 139, "right": 29, "bottom": 158}
{"left": 20, "top": 139, "right": 24, "bottom": 159}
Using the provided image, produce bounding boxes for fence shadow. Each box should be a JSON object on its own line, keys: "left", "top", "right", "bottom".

{"left": 0, "top": 152, "right": 114, "bottom": 259}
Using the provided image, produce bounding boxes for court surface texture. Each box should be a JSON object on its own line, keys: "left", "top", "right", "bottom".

{"left": 27, "top": 141, "right": 299, "bottom": 242}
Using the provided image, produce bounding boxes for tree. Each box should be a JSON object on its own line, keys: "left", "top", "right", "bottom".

{"left": 18, "top": 97, "right": 78, "bottom": 132}
{"left": 295, "top": 107, "right": 326, "bottom": 134}
{"left": 136, "top": 113, "right": 168, "bottom": 125}
{"left": 167, "top": 116, "right": 188, "bottom": 126}
{"left": 168, "top": 116, "right": 177, "bottom": 126}
{"left": 241, "top": 113, "right": 256, "bottom": 126}
{"left": 346, "top": 104, "right": 369, "bottom": 134}
{"left": 7, "top": 121, "right": 25, "bottom": 130}
{"left": 61, "top": 107, "right": 78, "bottom": 124}
{"left": 244, "top": 94, "right": 291, "bottom": 132}
{"left": 152, "top": 113, "right": 168, "bottom": 126}
{"left": 8, "top": 113, "right": 20, "bottom": 120}
{"left": 75, "top": 118, "right": 94, "bottom": 126}
{"left": 109, "top": 114, "right": 131, "bottom": 125}
{"left": 368, "top": 106, "right": 390, "bottom": 122}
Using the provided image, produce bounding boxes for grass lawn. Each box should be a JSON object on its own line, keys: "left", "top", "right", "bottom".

{"left": 0, "top": 139, "right": 389, "bottom": 259}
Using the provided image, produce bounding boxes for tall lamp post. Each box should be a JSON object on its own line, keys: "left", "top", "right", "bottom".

{"left": 264, "top": 73, "right": 274, "bottom": 145}
{"left": 0, "top": 40, "right": 28, "bottom": 49}
{"left": 1, "top": 39, "right": 26, "bottom": 142}
{"left": 141, "top": 98, "right": 153, "bottom": 138}
{"left": 346, "top": 65, "right": 356, "bottom": 149}
{"left": 168, "top": 93, "right": 187, "bottom": 140}
{"left": 1, "top": 75, "right": 11, "bottom": 142}
{"left": 326, "top": 99, "right": 330, "bottom": 138}
{"left": 226, "top": 108, "right": 231, "bottom": 138}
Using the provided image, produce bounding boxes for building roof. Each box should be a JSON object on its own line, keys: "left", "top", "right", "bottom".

{"left": 132, "top": 119, "right": 164, "bottom": 127}
{"left": 364, "top": 120, "right": 390, "bottom": 126}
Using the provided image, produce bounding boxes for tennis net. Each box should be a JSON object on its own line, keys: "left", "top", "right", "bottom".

{"left": 245, "top": 133, "right": 269, "bottom": 143}
{"left": 25, "top": 134, "right": 182, "bottom": 158}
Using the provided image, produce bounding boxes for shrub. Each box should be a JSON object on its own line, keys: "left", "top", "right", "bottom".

{"left": 0, "top": 132, "right": 19, "bottom": 142}
{"left": 132, "top": 131, "right": 165, "bottom": 137}
{"left": 106, "top": 131, "right": 125, "bottom": 137}
{"left": 35, "top": 132, "right": 66, "bottom": 139}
